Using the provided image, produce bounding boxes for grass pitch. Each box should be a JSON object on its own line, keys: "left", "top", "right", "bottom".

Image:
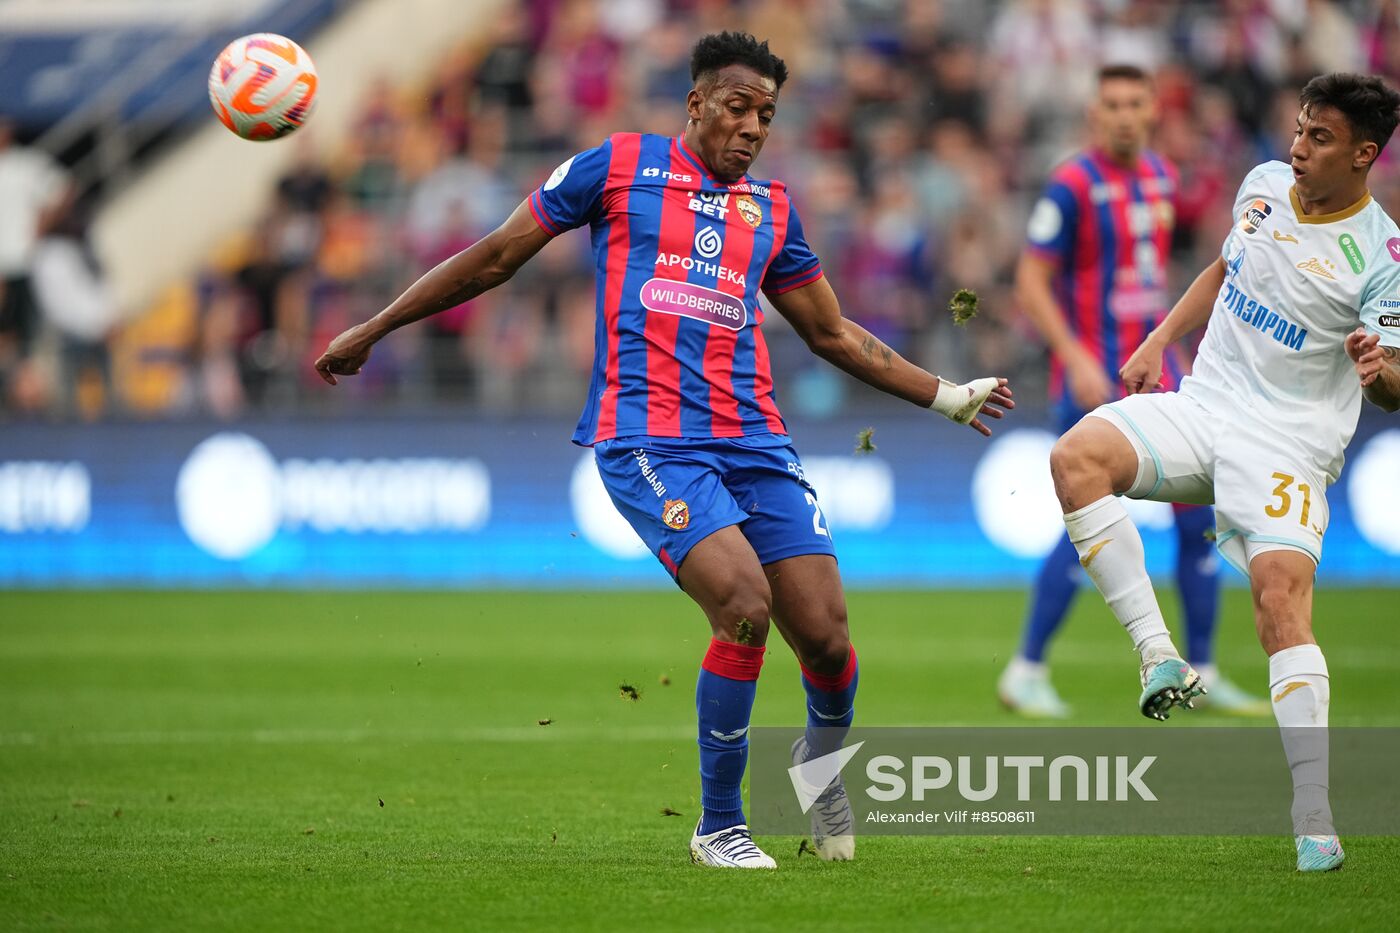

{"left": 2, "top": 588, "right": 1398, "bottom": 931}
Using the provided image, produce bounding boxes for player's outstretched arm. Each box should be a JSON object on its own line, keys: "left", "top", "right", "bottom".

{"left": 1345, "top": 327, "right": 1400, "bottom": 413}
{"left": 1120, "top": 256, "right": 1225, "bottom": 394}
{"left": 314, "top": 199, "right": 552, "bottom": 384}
{"left": 767, "top": 276, "right": 1014, "bottom": 436}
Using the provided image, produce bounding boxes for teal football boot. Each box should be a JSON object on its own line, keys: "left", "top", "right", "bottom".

{"left": 1138, "top": 656, "right": 1205, "bottom": 721}
{"left": 1296, "top": 835, "right": 1344, "bottom": 872}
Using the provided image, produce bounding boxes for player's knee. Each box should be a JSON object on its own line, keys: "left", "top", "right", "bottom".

{"left": 1051, "top": 422, "right": 1135, "bottom": 508}
{"left": 710, "top": 582, "right": 773, "bottom": 646}
{"left": 802, "top": 627, "right": 851, "bottom": 677}
{"left": 1049, "top": 430, "right": 1098, "bottom": 491}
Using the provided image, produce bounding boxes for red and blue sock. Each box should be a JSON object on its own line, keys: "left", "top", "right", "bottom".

{"left": 799, "top": 643, "right": 858, "bottom": 760}
{"left": 695, "top": 638, "right": 764, "bottom": 835}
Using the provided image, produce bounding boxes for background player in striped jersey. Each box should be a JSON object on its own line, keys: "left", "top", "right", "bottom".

{"left": 313, "top": 32, "right": 1014, "bottom": 870}
{"left": 997, "top": 64, "right": 1265, "bottom": 718}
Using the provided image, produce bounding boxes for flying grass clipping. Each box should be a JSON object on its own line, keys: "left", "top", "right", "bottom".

{"left": 854, "top": 289, "right": 977, "bottom": 454}
{"left": 854, "top": 427, "right": 877, "bottom": 455}
{"left": 949, "top": 288, "right": 979, "bottom": 326}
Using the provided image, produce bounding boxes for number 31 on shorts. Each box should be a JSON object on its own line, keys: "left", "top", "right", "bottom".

{"left": 1263, "top": 471, "right": 1314, "bottom": 528}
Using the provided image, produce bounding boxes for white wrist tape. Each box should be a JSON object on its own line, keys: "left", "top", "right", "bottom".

{"left": 930, "top": 377, "right": 999, "bottom": 425}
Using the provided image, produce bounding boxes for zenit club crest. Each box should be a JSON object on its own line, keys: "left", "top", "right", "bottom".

{"left": 735, "top": 195, "right": 762, "bottom": 229}
{"left": 1239, "top": 199, "right": 1272, "bottom": 234}
{"left": 662, "top": 499, "right": 690, "bottom": 530}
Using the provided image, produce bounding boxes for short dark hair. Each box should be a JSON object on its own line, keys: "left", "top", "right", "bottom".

{"left": 1098, "top": 64, "right": 1150, "bottom": 84}
{"left": 690, "top": 32, "right": 788, "bottom": 91}
{"left": 1300, "top": 72, "right": 1400, "bottom": 154}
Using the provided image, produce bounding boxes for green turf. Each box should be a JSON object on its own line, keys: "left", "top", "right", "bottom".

{"left": 2, "top": 588, "right": 1397, "bottom": 931}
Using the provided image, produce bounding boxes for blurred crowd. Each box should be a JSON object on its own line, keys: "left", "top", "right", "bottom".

{"left": 4, "top": 0, "right": 1400, "bottom": 422}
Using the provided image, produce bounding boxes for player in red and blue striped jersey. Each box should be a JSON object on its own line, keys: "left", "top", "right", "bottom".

{"left": 316, "top": 32, "right": 1015, "bottom": 869}
{"left": 997, "top": 65, "right": 1264, "bottom": 719}
{"left": 526, "top": 125, "right": 819, "bottom": 447}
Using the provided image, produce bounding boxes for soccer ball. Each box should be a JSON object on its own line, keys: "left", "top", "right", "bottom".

{"left": 208, "top": 33, "right": 318, "bottom": 141}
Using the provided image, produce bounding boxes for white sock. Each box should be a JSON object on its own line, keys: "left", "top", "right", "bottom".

{"left": 1063, "top": 495, "right": 1176, "bottom": 660}
{"left": 1269, "top": 644, "right": 1333, "bottom": 836}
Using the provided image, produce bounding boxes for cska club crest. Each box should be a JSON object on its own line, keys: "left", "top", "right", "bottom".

{"left": 662, "top": 499, "right": 690, "bottom": 530}
{"left": 735, "top": 195, "right": 762, "bottom": 229}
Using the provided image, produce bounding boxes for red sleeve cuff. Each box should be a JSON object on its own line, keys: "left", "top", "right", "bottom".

{"left": 764, "top": 263, "right": 824, "bottom": 295}
{"left": 528, "top": 191, "right": 564, "bottom": 237}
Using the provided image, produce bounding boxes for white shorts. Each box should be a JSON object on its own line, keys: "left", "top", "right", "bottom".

{"left": 1087, "top": 392, "right": 1330, "bottom": 578}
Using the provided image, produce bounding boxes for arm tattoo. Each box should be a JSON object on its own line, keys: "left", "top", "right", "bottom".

{"left": 859, "top": 334, "right": 876, "bottom": 365}
{"left": 437, "top": 277, "right": 488, "bottom": 312}
{"left": 859, "top": 334, "right": 895, "bottom": 370}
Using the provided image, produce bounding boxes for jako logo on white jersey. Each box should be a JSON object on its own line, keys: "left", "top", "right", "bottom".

{"left": 1221, "top": 281, "right": 1307, "bottom": 350}
{"left": 654, "top": 253, "right": 746, "bottom": 286}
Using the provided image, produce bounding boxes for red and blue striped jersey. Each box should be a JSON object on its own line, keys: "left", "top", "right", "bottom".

{"left": 527, "top": 133, "right": 823, "bottom": 446}
{"left": 1025, "top": 148, "right": 1181, "bottom": 400}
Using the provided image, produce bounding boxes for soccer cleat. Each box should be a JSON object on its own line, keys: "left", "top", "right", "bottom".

{"left": 1138, "top": 656, "right": 1205, "bottom": 721}
{"left": 1194, "top": 671, "right": 1270, "bottom": 717}
{"left": 792, "top": 738, "right": 855, "bottom": 860}
{"left": 689, "top": 819, "right": 777, "bottom": 869}
{"left": 1296, "top": 834, "right": 1344, "bottom": 872}
{"left": 997, "top": 659, "right": 1071, "bottom": 719}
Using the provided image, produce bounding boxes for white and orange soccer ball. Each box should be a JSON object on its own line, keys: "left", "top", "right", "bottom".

{"left": 208, "top": 33, "right": 318, "bottom": 141}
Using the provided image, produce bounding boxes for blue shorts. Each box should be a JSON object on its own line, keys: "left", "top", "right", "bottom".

{"left": 593, "top": 434, "right": 837, "bottom": 580}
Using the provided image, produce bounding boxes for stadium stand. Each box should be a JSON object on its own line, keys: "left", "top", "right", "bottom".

{"left": 3, "top": 0, "right": 1399, "bottom": 422}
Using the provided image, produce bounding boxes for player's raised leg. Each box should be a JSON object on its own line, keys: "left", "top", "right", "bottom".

{"left": 676, "top": 526, "right": 778, "bottom": 869}
{"left": 1050, "top": 415, "right": 1203, "bottom": 719}
{"left": 1249, "top": 549, "right": 1342, "bottom": 871}
{"left": 767, "top": 554, "right": 857, "bottom": 861}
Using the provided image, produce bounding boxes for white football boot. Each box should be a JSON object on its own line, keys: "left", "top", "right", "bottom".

{"left": 689, "top": 818, "right": 777, "bottom": 869}
{"left": 792, "top": 737, "right": 855, "bottom": 861}
{"left": 997, "top": 657, "right": 1071, "bottom": 719}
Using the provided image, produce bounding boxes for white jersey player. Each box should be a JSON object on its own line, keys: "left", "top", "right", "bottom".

{"left": 1050, "top": 72, "right": 1400, "bottom": 873}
